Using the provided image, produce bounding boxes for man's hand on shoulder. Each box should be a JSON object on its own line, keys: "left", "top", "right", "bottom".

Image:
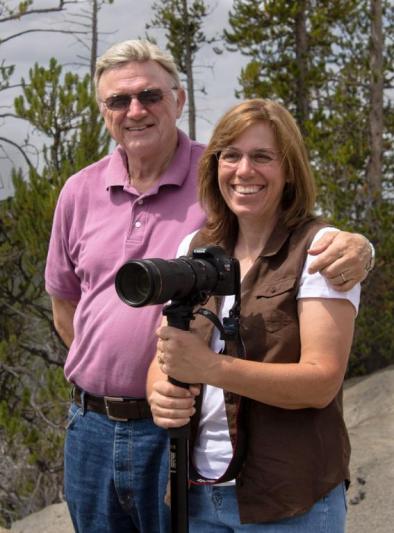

{"left": 308, "top": 231, "right": 374, "bottom": 292}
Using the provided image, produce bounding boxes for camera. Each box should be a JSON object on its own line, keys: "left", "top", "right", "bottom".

{"left": 115, "top": 245, "right": 240, "bottom": 308}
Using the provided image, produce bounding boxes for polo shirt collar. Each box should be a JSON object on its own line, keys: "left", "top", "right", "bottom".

{"left": 105, "top": 129, "right": 193, "bottom": 192}
{"left": 105, "top": 146, "right": 130, "bottom": 189}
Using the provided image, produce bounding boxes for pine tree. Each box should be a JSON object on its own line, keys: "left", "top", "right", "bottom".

{"left": 146, "top": 0, "right": 216, "bottom": 139}
{"left": 0, "top": 59, "right": 110, "bottom": 526}
{"left": 223, "top": 0, "right": 394, "bottom": 375}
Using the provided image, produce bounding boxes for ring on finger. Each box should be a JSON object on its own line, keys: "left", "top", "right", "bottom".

{"left": 340, "top": 272, "right": 347, "bottom": 283}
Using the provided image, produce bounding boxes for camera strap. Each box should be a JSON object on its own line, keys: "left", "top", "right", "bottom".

{"left": 195, "top": 307, "right": 230, "bottom": 339}
{"left": 194, "top": 307, "right": 245, "bottom": 358}
{"left": 187, "top": 314, "right": 248, "bottom": 486}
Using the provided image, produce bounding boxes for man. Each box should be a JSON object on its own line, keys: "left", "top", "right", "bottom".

{"left": 45, "top": 39, "right": 374, "bottom": 533}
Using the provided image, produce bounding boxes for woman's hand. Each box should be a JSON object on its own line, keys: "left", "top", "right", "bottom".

{"left": 148, "top": 378, "right": 200, "bottom": 429}
{"left": 156, "top": 325, "right": 221, "bottom": 385}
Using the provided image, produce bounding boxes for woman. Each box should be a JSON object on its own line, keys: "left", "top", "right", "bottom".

{"left": 147, "top": 99, "right": 360, "bottom": 532}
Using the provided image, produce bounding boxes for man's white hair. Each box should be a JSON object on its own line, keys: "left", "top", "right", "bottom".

{"left": 94, "top": 39, "right": 181, "bottom": 93}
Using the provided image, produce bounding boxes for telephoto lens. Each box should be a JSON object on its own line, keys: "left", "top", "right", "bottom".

{"left": 115, "top": 256, "right": 218, "bottom": 307}
{"left": 115, "top": 246, "right": 240, "bottom": 308}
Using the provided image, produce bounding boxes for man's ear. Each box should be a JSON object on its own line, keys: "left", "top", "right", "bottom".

{"left": 96, "top": 98, "right": 106, "bottom": 117}
{"left": 175, "top": 87, "right": 186, "bottom": 119}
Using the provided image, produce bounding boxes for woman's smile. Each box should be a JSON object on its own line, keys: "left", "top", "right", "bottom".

{"left": 231, "top": 183, "right": 266, "bottom": 195}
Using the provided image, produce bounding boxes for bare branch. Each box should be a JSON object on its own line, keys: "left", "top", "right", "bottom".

{"left": 0, "top": 112, "right": 22, "bottom": 119}
{"left": 0, "top": 136, "right": 34, "bottom": 168}
{"left": 19, "top": 343, "right": 64, "bottom": 367}
{"left": 0, "top": 83, "right": 24, "bottom": 91}
{"left": 0, "top": 363, "right": 21, "bottom": 379}
{"left": 0, "top": 1, "right": 75, "bottom": 23}
{"left": 1, "top": 27, "right": 87, "bottom": 45}
{"left": 30, "top": 395, "right": 65, "bottom": 430}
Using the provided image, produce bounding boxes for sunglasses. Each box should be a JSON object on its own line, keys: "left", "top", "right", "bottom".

{"left": 101, "top": 88, "right": 175, "bottom": 111}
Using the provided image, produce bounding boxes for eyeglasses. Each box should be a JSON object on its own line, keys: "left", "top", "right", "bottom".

{"left": 101, "top": 88, "right": 177, "bottom": 111}
{"left": 217, "top": 148, "right": 281, "bottom": 167}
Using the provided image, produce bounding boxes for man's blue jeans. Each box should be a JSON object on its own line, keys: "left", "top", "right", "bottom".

{"left": 64, "top": 402, "right": 170, "bottom": 532}
{"left": 188, "top": 482, "right": 347, "bottom": 532}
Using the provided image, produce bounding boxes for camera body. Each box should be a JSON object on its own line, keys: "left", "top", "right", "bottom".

{"left": 115, "top": 245, "right": 240, "bottom": 308}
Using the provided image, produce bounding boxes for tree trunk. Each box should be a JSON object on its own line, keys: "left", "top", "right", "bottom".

{"left": 365, "top": 0, "right": 383, "bottom": 203}
{"left": 181, "top": 0, "right": 196, "bottom": 140}
{"left": 294, "top": 0, "right": 309, "bottom": 133}
{"left": 90, "top": 0, "right": 98, "bottom": 93}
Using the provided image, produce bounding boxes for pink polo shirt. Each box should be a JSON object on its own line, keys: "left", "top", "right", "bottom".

{"left": 45, "top": 129, "right": 206, "bottom": 397}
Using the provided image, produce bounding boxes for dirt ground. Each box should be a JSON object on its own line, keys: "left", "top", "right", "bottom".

{"left": 3, "top": 366, "right": 393, "bottom": 533}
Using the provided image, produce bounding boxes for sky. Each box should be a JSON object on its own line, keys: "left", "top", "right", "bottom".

{"left": 1, "top": 0, "right": 247, "bottom": 198}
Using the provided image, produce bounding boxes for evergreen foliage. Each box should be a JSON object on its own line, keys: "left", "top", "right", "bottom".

{"left": 0, "top": 59, "right": 110, "bottom": 526}
{"left": 224, "top": 0, "right": 393, "bottom": 376}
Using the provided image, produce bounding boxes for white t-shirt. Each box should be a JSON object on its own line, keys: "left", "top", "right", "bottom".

{"left": 176, "top": 228, "right": 361, "bottom": 482}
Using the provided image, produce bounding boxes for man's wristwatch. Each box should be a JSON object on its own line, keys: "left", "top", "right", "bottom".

{"left": 365, "top": 241, "right": 375, "bottom": 273}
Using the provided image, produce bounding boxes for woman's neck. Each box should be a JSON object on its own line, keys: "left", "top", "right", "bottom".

{"left": 234, "top": 215, "right": 278, "bottom": 278}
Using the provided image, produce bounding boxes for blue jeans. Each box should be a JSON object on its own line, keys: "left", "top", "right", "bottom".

{"left": 188, "top": 482, "right": 347, "bottom": 532}
{"left": 64, "top": 402, "right": 170, "bottom": 533}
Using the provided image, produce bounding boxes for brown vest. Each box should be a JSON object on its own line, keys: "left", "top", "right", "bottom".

{"left": 187, "top": 218, "right": 350, "bottom": 523}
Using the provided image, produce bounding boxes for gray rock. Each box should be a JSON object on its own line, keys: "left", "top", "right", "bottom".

{"left": 345, "top": 366, "right": 394, "bottom": 533}
{"left": 7, "top": 366, "right": 394, "bottom": 533}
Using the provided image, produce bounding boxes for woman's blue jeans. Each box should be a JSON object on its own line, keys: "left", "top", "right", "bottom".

{"left": 64, "top": 402, "right": 170, "bottom": 533}
{"left": 188, "top": 482, "right": 347, "bottom": 532}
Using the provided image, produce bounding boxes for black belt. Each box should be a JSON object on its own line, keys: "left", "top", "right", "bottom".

{"left": 73, "top": 386, "right": 152, "bottom": 421}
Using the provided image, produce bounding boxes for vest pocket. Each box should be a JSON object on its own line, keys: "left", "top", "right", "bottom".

{"left": 255, "top": 277, "right": 296, "bottom": 298}
{"left": 255, "top": 277, "right": 297, "bottom": 333}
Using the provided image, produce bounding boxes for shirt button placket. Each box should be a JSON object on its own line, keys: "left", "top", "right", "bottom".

{"left": 127, "top": 196, "right": 146, "bottom": 242}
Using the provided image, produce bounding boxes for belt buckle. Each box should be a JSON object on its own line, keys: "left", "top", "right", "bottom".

{"left": 104, "top": 396, "right": 128, "bottom": 422}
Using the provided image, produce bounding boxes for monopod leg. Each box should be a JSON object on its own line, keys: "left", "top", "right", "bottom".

{"left": 168, "top": 424, "right": 189, "bottom": 533}
{"left": 163, "top": 302, "right": 194, "bottom": 533}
